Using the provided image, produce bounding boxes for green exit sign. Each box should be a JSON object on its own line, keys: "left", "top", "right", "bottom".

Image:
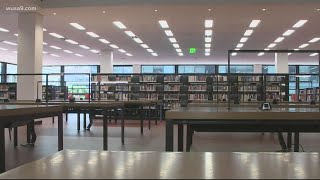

{"left": 189, "top": 48, "right": 197, "bottom": 54}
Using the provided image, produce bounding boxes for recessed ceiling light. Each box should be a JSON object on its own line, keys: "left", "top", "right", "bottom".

{"left": 0, "top": 47, "right": 8, "bottom": 51}
{"left": 147, "top": 49, "right": 154, "bottom": 53}
{"left": 236, "top": 43, "right": 244, "bottom": 48}
{"left": 109, "top": 44, "right": 119, "bottom": 49}
{"left": 176, "top": 49, "right": 182, "bottom": 53}
{"left": 86, "top": 32, "right": 99, "bottom": 38}
{"left": 113, "top": 21, "right": 127, "bottom": 29}
{"left": 205, "top": 52, "right": 210, "bottom": 56}
{"left": 208, "top": 8, "right": 212, "bottom": 11}
{"left": 173, "top": 44, "right": 180, "bottom": 48}
{"left": 140, "top": 44, "right": 149, "bottom": 48}
{"left": 90, "top": 49, "right": 100, "bottom": 53}
{"left": 49, "top": 33, "right": 64, "bottom": 39}
{"left": 125, "top": 31, "right": 136, "bottom": 37}
{"left": 0, "top": 27, "right": 10, "bottom": 32}
{"left": 43, "top": 28, "right": 47, "bottom": 31}
{"left": 274, "top": 37, "right": 285, "bottom": 43}
{"left": 231, "top": 52, "right": 237, "bottom": 56}
{"left": 50, "top": 54, "right": 60, "bottom": 57}
{"left": 178, "top": 53, "right": 184, "bottom": 56}
{"left": 151, "top": 53, "right": 158, "bottom": 56}
{"left": 310, "top": 53, "right": 319, "bottom": 57}
{"left": 43, "top": 42, "right": 48, "bottom": 45}
{"left": 249, "top": 20, "right": 261, "bottom": 28}
{"left": 258, "top": 52, "right": 265, "bottom": 56}
{"left": 294, "top": 49, "right": 300, "bottom": 51}
{"left": 159, "top": 20, "right": 169, "bottom": 28}
{"left": 205, "top": 30, "right": 213, "bottom": 36}
{"left": 205, "top": 49, "right": 210, "bottom": 53}
{"left": 69, "top": 23, "right": 86, "bottom": 30}
{"left": 133, "top": 38, "right": 143, "bottom": 44}
{"left": 126, "top": 53, "right": 133, "bottom": 56}
{"left": 43, "top": 51, "right": 48, "bottom": 54}
{"left": 79, "top": 45, "right": 90, "bottom": 49}
{"left": 205, "top": 44, "right": 211, "bottom": 48}
{"left": 155, "top": 9, "right": 158, "bottom": 12}
{"left": 169, "top": 38, "right": 177, "bottom": 43}
{"left": 235, "top": 48, "right": 240, "bottom": 51}
{"left": 244, "top": 30, "right": 254, "bottom": 36}
{"left": 240, "top": 37, "right": 248, "bottom": 43}
{"left": 2, "top": 41, "right": 17, "bottom": 46}
{"left": 283, "top": 29, "right": 295, "bottom": 36}
{"left": 14, "top": 33, "right": 18, "bottom": 36}
{"left": 53, "top": 13, "right": 56, "bottom": 15}
{"left": 103, "top": 11, "right": 106, "bottom": 14}
{"left": 50, "top": 45, "right": 61, "bottom": 50}
{"left": 65, "top": 39, "right": 78, "bottom": 45}
{"left": 299, "top": 43, "right": 309, "bottom": 48}
{"left": 165, "top": 30, "right": 174, "bottom": 36}
{"left": 317, "top": 8, "right": 320, "bottom": 11}
{"left": 262, "top": 8, "right": 266, "bottom": 11}
{"left": 309, "top": 38, "right": 320, "bottom": 43}
{"left": 264, "top": 48, "right": 270, "bottom": 51}
{"left": 75, "top": 54, "right": 83, "bottom": 57}
{"left": 205, "top": 37, "right": 212, "bottom": 43}
{"left": 268, "top": 43, "right": 277, "bottom": 48}
{"left": 63, "top": 50, "right": 73, "bottom": 54}
{"left": 99, "top": 39, "right": 110, "bottom": 44}
{"left": 293, "top": 20, "right": 308, "bottom": 28}
{"left": 205, "top": 20, "right": 214, "bottom": 28}
{"left": 118, "top": 49, "right": 126, "bottom": 53}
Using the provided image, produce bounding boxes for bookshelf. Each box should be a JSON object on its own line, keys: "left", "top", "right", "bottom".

{"left": 0, "top": 83, "right": 17, "bottom": 101}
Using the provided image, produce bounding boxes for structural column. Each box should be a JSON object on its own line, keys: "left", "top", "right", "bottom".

{"left": 133, "top": 64, "right": 141, "bottom": 73}
{"left": 17, "top": 12, "right": 43, "bottom": 100}
{"left": 100, "top": 50, "right": 113, "bottom": 73}
{"left": 275, "top": 53, "right": 289, "bottom": 73}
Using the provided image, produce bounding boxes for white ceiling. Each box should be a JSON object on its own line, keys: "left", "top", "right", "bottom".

{"left": 0, "top": 0, "right": 319, "bottom": 65}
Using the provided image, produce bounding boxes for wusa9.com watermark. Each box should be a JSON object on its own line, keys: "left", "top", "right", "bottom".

{"left": 6, "top": 6, "right": 37, "bottom": 11}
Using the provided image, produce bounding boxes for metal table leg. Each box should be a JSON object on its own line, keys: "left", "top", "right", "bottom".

{"left": 52, "top": 116, "right": 55, "bottom": 124}
{"left": 103, "top": 109, "right": 109, "bottom": 151}
{"left": 294, "top": 132, "right": 300, "bottom": 152}
{"left": 140, "top": 106, "right": 144, "bottom": 135}
{"left": 165, "top": 119, "right": 174, "bottom": 152}
{"left": 58, "top": 113, "right": 63, "bottom": 151}
{"left": 77, "top": 112, "right": 80, "bottom": 131}
{"left": 178, "top": 123, "right": 184, "bottom": 152}
{"left": 83, "top": 113, "right": 87, "bottom": 130}
{"left": 0, "top": 125, "right": 5, "bottom": 173}
{"left": 148, "top": 105, "right": 151, "bottom": 130}
{"left": 121, "top": 109, "right": 125, "bottom": 145}
{"left": 14, "top": 127, "right": 18, "bottom": 147}
{"left": 186, "top": 124, "right": 192, "bottom": 152}
{"left": 287, "top": 132, "right": 292, "bottom": 151}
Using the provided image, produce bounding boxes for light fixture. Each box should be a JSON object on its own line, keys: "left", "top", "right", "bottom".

{"left": 165, "top": 30, "right": 174, "bottom": 36}
{"left": 14, "top": 34, "right": 18, "bottom": 36}
{"left": 268, "top": 43, "right": 277, "bottom": 48}
{"left": 236, "top": 43, "right": 244, "bottom": 48}
{"left": 205, "top": 30, "right": 213, "bottom": 36}
{"left": 147, "top": 49, "right": 154, "bottom": 53}
{"left": 205, "top": 49, "right": 210, "bottom": 53}
{"left": 169, "top": 38, "right": 177, "bottom": 43}
{"left": 310, "top": 53, "right": 319, "bottom": 57}
{"left": 140, "top": 44, "right": 149, "bottom": 48}
{"left": 53, "top": 13, "right": 56, "bottom": 15}
{"left": 118, "top": 49, "right": 126, "bottom": 53}
{"left": 103, "top": 11, "right": 106, "bottom": 14}
{"left": 205, "top": 20, "right": 214, "bottom": 28}
{"left": 262, "top": 8, "right": 266, "bottom": 11}
{"left": 43, "top": 28, "right": 47, "bottom": 31}
{"left": 235, "top": 48, "right": 240, "bottom": 51}
{"left": 309, "top": 38, "right": 320, "bottom": 43}
{"left": 244, "top": 30, "right": 253, "bottom": 36}
{"left": 69, "top": 23, "right": 86, "bottom": 30}
{"left": 159, "top": 20, "right": 169, "bottom": 28}
{"left": 258, "top": 52, "right": 265, "bottom": 56}
{"left": 151, "top": 53, "right": 158, "bottom": 56}
{"left": 133, "top": 38, "right": 143, "bottom": 44}
{"left": 176, "top": 49, "right": 182, "bottom": 53}
{"left": 264, "top": 48, "right": 270, "bottom": 51}
{"left": 155, "top": 9, "right": 158, "bottom": 12}
{"left": 299, "top": 44, "right": 309, "bottom": 48}
{"left": 113, "top": 21, "right": 127, "bottom": 29}
{"left": 0, "top": 27, "right": 10, "bottom": 32}
{"left": 205, "top": 52, "right": 210, "bottom": 56}
{"left": 109, "top": 44, "right": 119, "bottom": 49}
{"left": 49, "top": 33, "right": 64, "bottom": 39}
{"left": 75, "top": 54, "right": 83, "bottom": 57}
{"left": 288, "top": 53, "right": 292, "bottom": 55}
{"left": 240, "top": 37, "right": 248, "bottom": 43}
{"left": 231, "top": 52, "right": 237, "bottom": 56}
{"left": 205, "top": 44, "right": 211, "bottom": 48}
{"left": 90, "top": 49, "right": 100, "bottom": 53}
{"left": 249, "top": 20, "right": 261, "bottom": 28}
{"left": 173, "top": 44, "right": 180, "bottom": 48}
{"left": 292, "top": 20, "right": 308, "bottom": 28}
{"left": 205, "top": 37, "right": 212, "bottom": 43}
{"left": 294, "top": 49, "right": 300, "bottom": 51}
{"left": 178, "top": 53, "right": 184, "bottom": 56}
{"left": 50, "top": 54, "right": 60, "bottom": 57}
{"left": 43, "top": 42, "right": 48, "bottom": 45}
{"left": 0, "top": 47, "right": 8, "bottom": 51}
{"left": 208, "top": 9, "right": 212, "bottom": 11}
{"left": 99, "top": 39, "right": 110, "bottom": 44}
{"left": 79, "top": 45, "right": 90, "bottom": 49}
{"left": 63, "top": 50, "right": 73, "bottom": 54}
{"left": 126, "top": 53, "right": 133, "bottom": 56}
{"left": 43, "top": 51, "right": 48, "bottom": 54}
{"left": 2, "top": 41, "right": 17, "bottom": 46}
{"left": 124, "top": 31, "right": 136, "bottom": 37}
{"left": 50, "top": 45, "right": 62, "bottom": 50}
{"left": 283, "top": 29, "right": 295, "bottom": 36}
{"left": 86, "top": 32, "right": 99, "bottom": 38}
{"left": 65, "top": 39, "right": 78, "bottom": 45}
{"left": 274, "top": 37, "right": 285, "bottom": 43}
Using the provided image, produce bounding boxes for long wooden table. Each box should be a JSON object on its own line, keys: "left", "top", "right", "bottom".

{"left": 0, "top": 150, "right": 319, "bottom": 179}
{"left": 165, "top": 106, "right": 320, "bottom": 152}
{"left": 0, "top": 105, "right": 64, "bottom": 173}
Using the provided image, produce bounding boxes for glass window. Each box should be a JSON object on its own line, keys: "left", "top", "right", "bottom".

{"left": 299, "top": 66, "right": 319, "bottom": 74}
{"left": 262, "top": 65, "right": 275, "bottom": 74}
{"left": 113, "top": 66, "right": 133, "bottom": 74}
{"left": 218, "top": 65, "right": 253, "bottom": 73}
{"left": 178, "top": 65, "right": 215, "bottom": 74}
{"left": 7, "top": 64, "right": 17, "bottom": 82}
{"left": 141, "top": 65, "right": 175, "bottom": 74}
{"left": 42, "top": 66, "right": 61, "bottom": 86}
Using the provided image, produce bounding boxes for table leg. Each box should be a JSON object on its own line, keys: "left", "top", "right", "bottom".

{"left": 26, "top": 123, "right": 30, "bottom": 144}
{"left": 277, "top": 132, "right": 287, "bottom": 151}
{"left": 178, "top": 124, "right": 184, "bottom": 152}
{"left": 165, "top": 119, "right": 174, "bottom": 152}
{"left": 103, "top": 109, "right": 108, "bottom": 150}
{"left": 294, "top": 132, "right": 300, "bottom": 152}
{"left": 186, "top": 124, "right": 192, "bottom": 152}
{"left": 83, "top": 113, "right": 87, "bottom": 130}
{"left": 29, "top": 121, "right": 36, "bottom": 144}
{"left": 77, "top": 112, "right": 80, "bottom": 131}
{"left": 52, "top": 116, "right": 55, "bottom": 124}
{"left": 14, "top": 127, "right": 18, "bottom": 147}
{"left": 87, "top": 113, "right": 93, "bottom": 130}
{"left": 58, "top": 113, "right": 63, "bottom": 151}
{"left": 140, "top": 106, "right": 144, "bottom": 135}
{"left": 287, "top": 132, "right": 292, "bottom": 151}
{"left": 160, "top": 102, "right": 163, "bottom": 122}
{"left": 0, "top": 125, "right": 5, "bottom": 173}
{"left": 65, "top": 112, "right": 68, "bottom": 122}
{"left": 121, "top": 109, "right": 124, "bottom": 145}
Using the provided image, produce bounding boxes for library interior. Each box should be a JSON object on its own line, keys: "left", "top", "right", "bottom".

{"left": 0, "top": 0, "right": 320, "bottom": 179}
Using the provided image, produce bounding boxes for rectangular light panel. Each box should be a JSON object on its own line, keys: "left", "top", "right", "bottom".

{"left": 159, "top": 20, "right": 169, "bottom": 28}
{"left": 113, "top": 21, "right": 127, "bottom": 29}
{"left": 70, "top": 23, "right": 86, "bottom": 30}
{"left": 205, "top": 20, "right": 213, "bottom": 28}
{"left": 86, "top": 32, "right": 100, "bottom": 38}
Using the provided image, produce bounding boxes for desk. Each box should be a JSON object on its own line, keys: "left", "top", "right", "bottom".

{"left": 0, "top": 105, "right": 63, "bottom": 173}
{"left": 0, "top": 150, "right": 319, "bottom": 179}
{"left": 165, "top": 107, "right": 320, "bottom": 152}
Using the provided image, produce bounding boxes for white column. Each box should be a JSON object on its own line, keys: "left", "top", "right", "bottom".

{"left": 100, "top": 50, "right": 113, "bottom": 73}
{"left": 275, "top": 53, "right": 289, "bottom": 73}
{"left": 133, "top": 64, "right": 141, "bottom": 73}
{"left": 17, "top": 12, "right": 43, "bottom": 100}
{"left": 254, "top": 64, "right": 262, "bottom": 73}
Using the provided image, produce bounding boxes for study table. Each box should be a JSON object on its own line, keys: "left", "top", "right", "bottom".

{"left": 0, "top": 150, "right": 319, "bottom": 179}
{"left": 0, "top": 105, "right": 64, "bottom": 173}
{"left": 165, "top": 106, "right": 320, "bottom": 152}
